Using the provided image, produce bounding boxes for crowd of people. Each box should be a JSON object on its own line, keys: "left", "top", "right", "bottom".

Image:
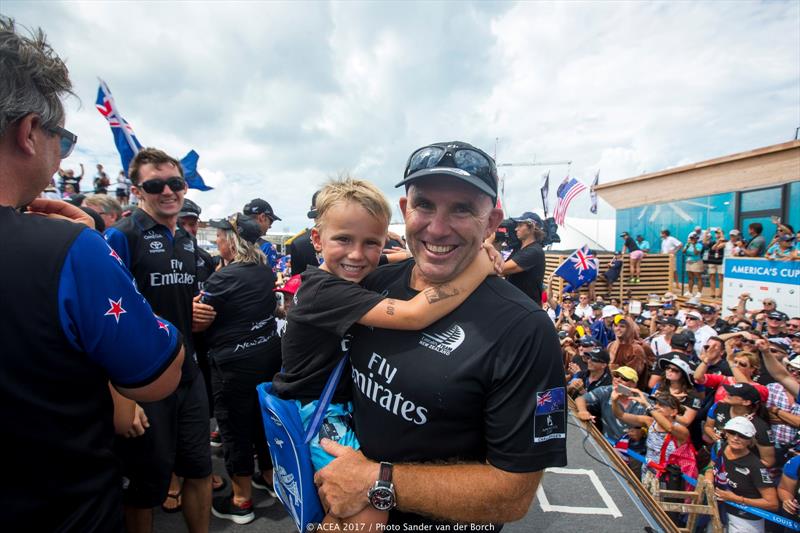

{"left": 616, "top": 225, "right": 799, "bottom": 299}
{"left": 564, "top": 284, "right": 800, "bottom": 531}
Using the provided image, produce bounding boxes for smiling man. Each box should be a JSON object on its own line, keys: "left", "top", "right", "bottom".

{"left": 314, "top": 141, "right": 566, "bottom": 527}
{"left": 105, "top": 148, "right": 213, "bottom": 533}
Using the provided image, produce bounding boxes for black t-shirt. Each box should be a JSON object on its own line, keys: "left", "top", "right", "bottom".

{"left": 352, "top": 260, "right": 567, "bottom": 525}
{"left": 287, "top": 230, "right": 320, "bottom": 276}
{"left": 707, "top": 358, "right": 733, "bottom": 377}
{"left": 575, "top": 368, "right": 612, "bottom": 393}
{"left": 623, "top": 236, "right": 639, "bottom": 252}
{"left": 713, "top": 443, "right": 773, "bottom": 520}
{"left": 202, "top": 262, "right": 278, "bottom": 364}
{"left": 506, "top": 242, "right": 545, "bottom": 304}
{"left": 711, "top": 404, "right": 773, "bottom": 447}
{"left": 272, "top": 267, "right": 384, "bottom": 403}
{"left": 196, "top": 245, "right": 216, "bottom": 292}
{"left": 106, "top": 209, "right": 199, "bottom": 382}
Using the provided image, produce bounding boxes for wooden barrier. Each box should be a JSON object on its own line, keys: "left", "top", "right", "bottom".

{"left": 546, "top": 251, "right": 673, "bottom": 302}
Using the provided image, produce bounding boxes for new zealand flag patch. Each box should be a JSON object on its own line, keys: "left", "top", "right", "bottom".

{"left": 533, "top": 387, "right": 566, "bottom": 443}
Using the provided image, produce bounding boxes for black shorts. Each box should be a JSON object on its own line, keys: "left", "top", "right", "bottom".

{"left": 115, "top": 372, "right": 212, "bottom": 508}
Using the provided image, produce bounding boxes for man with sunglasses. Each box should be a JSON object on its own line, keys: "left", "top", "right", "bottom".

{"left": 105, "top": 148, "right": 213, "bottom": 532}
{"left": 576, "top": 366, "right": 647, "bottom": 441}
{"left": 315, "top": 141, "right": 565, "bottom": 527}
{"left": 0, "top": 18, "right": 186, "bottom": 531}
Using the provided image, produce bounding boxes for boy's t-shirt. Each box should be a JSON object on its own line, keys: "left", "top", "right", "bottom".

{"left": 272, "top": 266, "right": 384, "bottom": 403}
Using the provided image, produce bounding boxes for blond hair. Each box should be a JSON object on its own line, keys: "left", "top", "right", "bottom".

{"left": 218, "top": 227, "right": 266, "bottom": 266}
{"left": 83, "top": 195, "right": 122, "bottom": 220}
{"left": 315, "top": 177, "right": 391, "bottom": 231}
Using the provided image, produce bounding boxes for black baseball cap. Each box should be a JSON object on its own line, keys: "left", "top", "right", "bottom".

{"left": 588, "top": 348, "right": 610, "bottom": 364}
{"left": 243, "top": 198, "right": 281, "bottom": 221}
{"left": 208, "top": 213, "right": 262, "bottom": 244}
{"left": 619, "top": 232, "right": 629, "bottom": 237}
{"left": 591, "top": 302, "right": 604, "bottom": 311}
{"left": 578, "top": 335, "right": 598, "bottom": 347}
{"left": 511, "top": 212, "right": 543, "bottom": 227}
{"left": 723, "top": 383, "right": 761, "bottom": 404}
{"left": 700, "top": 305, "right": 716, "bottom": 315}
{"left": 307, "top": 190, "right": 321, "bottom": 219}
{"left": 179, "top": 198, "right": 201, "bottom": 218}
{"left": 657, "top": 317, "right": 681, "bottom": 328}
{"left": 767, "top": 310, "right": 788, "bottom": 321}
{"left": 396, "top": 141, "right": 498, "bottom": 201}
{"left": 670, "top": 331, "right": 693, "bottom": 349}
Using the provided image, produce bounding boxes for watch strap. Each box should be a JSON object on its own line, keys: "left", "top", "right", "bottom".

{"left": 379, "top": 462, "right": 393, "bottom": 483}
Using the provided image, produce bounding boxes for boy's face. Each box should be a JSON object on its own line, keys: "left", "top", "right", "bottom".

{"left": 312, "top": 200, "right": 387, "bottom": 283}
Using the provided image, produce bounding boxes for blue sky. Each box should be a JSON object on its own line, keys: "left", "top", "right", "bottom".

{"left": 5, "top": 1, "right": 799, "bottom": 232}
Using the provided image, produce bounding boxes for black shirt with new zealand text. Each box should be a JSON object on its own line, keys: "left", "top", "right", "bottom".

{"left": 106, "top": 209, "right": 199, "bottom": 382}
{"left": 202, "top": 262, "right": 278, "bottom": 365}
{"left": 351, "top": 260, "right": 567, "bottom": 526}
{"left": 506, "top": 242, "right": 545, "bottom": 304}
{"left": 272, "top": 266, "right": 384, "bottom": 403}
{"left": 711, "top": 403, "right": 773, "bottom": 447}
{"left": 712, "top": 442, "right": 773, "bottom": 520}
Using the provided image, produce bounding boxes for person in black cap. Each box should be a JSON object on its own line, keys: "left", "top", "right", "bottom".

{"left": 316, "top": 142, "right": 565, "bottom": 526}
{"left": 568, "top": 348, "right": 612, "bottom": 398}
{"left": 192, "top": 213, "right": 281, "bottom": 524}
{"left": 497, "top": 210, "right": 545, "bottom": 304}
{"left": 765, "top": 310, "right": 789, "bottom": 340}
{"left": 286, "top": 190, "right": 322, "bottom": 276}
{"left": 655, "top": 354, "right": 703, "bottom": 425}
{"left": 650, "top": 316, "right": 681, "bottom": 358}
{"left": 704, "top": 383, "right": 775, "bottom": 467}
{"left": 243, "top": 198, "right": 281, "bottom": 270}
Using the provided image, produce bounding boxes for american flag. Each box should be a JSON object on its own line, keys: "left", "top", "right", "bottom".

{"left": 553, "top": 177, "right": 587, "bottom": 226}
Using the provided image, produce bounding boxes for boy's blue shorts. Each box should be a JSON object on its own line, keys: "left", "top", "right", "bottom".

{"left": 295, "top": 400, "right": 360, "bottom": 471}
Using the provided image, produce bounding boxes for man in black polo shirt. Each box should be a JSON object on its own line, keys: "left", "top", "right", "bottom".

{"left": 243, "top": 197, "right": 281, "bottom": 270}
{"left": 0, "top": 18, "right": 184, "bottom": 532}
{"left": 106, "top": 148, "right": 213, "bottom": 532}
{"left": 315, "top": 141, "right": 566, "bottom": 526}
{"left": 499, "top": 211, "right": 546, "bottom": 305}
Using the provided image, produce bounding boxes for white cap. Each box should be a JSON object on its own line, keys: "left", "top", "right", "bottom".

{"left": 686, "top": 311, "right": 703, "bottom": 320}
{"left": 602, "top": 305, "right": 622, "bottom": 319}
{"left": 723, "top": 416, "right": 756, "bottom": 438}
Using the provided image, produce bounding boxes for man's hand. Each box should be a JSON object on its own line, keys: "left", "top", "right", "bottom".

{"left": 192, "top": 294, "right": 216, "bottom": 331}
{"left": 314, "top": 438, "right": 379, "bottom": 518}
{"left": 25, "top": 198, "right": 95, "bottom": 228}
{"left": 783, "top": 498, "right": 798, "bottom": 515}
{"left": 480, "top": 243, "right": 503, "bottom": 275}
{"left": 576, "top": 410, "right": 595, "bottom": 422}
{"left": 125, "top": 404, "right": 149, "bottom": 438}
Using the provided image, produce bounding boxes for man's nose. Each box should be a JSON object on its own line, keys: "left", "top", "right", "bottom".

{"left": 426, "top": 210, "right": 451, "bottom": 238}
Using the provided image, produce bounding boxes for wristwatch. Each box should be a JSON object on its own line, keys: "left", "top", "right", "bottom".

{"left": 368, "top": 462, "right": 396, "bottom": 511}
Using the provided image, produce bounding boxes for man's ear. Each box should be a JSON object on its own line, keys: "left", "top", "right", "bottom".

{"left": 14, "top": 113, "right": 39, "bottom": 156}
{"left": 484, "top": 207, "right": 504, "bottom": 240}
{"left": 399, "top": 197, "right": 408, "bottom": 217}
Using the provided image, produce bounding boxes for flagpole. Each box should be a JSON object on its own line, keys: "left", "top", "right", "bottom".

{"left": 98, "top": 78, "right": 140, "bottom": 161}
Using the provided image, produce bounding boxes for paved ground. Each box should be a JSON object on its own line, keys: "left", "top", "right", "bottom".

{"left": 154, "top": 412, "right": 664, "bottom": 532}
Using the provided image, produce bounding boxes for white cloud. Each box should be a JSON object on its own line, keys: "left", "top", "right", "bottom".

{"left": 4, "top": 0, "right": 798, "bottom": 232}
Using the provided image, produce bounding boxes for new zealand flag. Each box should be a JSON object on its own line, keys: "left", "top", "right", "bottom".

{"left": 535, "top": 387, "right": 565, "bottom": 415}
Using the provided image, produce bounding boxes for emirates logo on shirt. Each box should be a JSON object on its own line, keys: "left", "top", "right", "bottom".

{"left": 419, "top": 324, "right": 465, "bottom": 356}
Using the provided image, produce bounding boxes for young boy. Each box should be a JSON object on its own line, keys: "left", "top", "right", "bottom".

{"left": 271, "top": 178, "right": 495, "bottom": 526}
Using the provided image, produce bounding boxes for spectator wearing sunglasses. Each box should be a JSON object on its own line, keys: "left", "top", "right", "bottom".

{"left": 105, "top": 148, "right": 214, "bottom": 532}
{"left": 685, "top": 310, "right": 718, "bottom": 356}
{"left": 576, "top": 367, "right": 647, "bottom": 442}
{"left": 0, "top": 18, "right": 185, "bottom": 531}
{"left": 695, "top": 346, "right": 769, "bottom": 405}
{"left": 705, "top": 417, "right": 778, "bottom": 531}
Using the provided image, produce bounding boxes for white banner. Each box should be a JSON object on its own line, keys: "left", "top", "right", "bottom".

{"left": 722, "top": 258, "right": 800, "bottom": 317}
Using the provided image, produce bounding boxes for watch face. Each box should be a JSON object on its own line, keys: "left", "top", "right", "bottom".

{"left": 369, "top": 486, "right": 395, "bottom": 511}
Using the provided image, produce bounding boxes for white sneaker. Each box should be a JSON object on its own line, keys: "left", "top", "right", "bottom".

{"left": 683, "top": 291, "right": 692, "bottom": 297}
{"left": 695, "top": 292, "right": 702, "bottom": 298}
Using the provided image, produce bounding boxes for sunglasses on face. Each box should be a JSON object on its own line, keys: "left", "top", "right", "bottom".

{"left": 139, "top": 177, "right": 186, "bottom": 195}
{"left": 666, "top": 366, "right": 681, "bottom": 372}
{"left": 788, "top": 367, "right": 800, "bottom": 375}
{"left": 46, "top": 124, "right": 77, "bottom": 159}
{"left": 734, "top": 360, "right": 751, "bottom": 368}
{"left": 725, "top": 430, "right": 750, "bottom": 441}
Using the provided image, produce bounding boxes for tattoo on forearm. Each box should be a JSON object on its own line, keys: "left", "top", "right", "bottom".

{"left": 386, "top": 299, "right": 396, "bottom": 315}
{"left": 423, "top": 285, "right": 460, "bottom": 304}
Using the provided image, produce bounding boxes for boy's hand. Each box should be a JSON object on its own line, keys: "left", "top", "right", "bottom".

{"left": 480, "top": 243, "right": 503, "bottom": 275}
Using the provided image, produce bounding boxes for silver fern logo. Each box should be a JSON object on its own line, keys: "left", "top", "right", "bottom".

{"left": 419, "top": 324, "right": 465, "bottom": 355}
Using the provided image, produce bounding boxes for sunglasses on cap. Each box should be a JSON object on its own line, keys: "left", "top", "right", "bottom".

{"left": 45, "top": 124, "right": 77, "bottom": 159}
{"left": 404, "top": 145, "right": 496, "bottom": 194}
{"left": 139, "top": 177, "right": 186, "bottom": 195}
{"left": 724, "top": 430, "right": 750, "bottom": 440}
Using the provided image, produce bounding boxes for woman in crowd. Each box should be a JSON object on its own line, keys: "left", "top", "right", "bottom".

{"left": 608, "top": 316, "right": 648, "bottom": 389}
{"left": 705, "top": 417, "right": 779, "bottom": 533}
{"left": 694, "top": 346, "right": 769, "bottom": 405}
{"left": 193, "top": 213, "right": 282, "bottom": 524}
{"left": 620, "top": 231, "right": 643, "bottom": 284}
{"left": 683, "top": 233, "right": 705, "bottom": 297}
{"left": 703, "top": 382, "right": 775, "bottom": 468}
{"left": 653, "top": 354, "right": 702, "bottom": 426}
{"left": 612, "top": 389, "right": 695, "bottom": 487}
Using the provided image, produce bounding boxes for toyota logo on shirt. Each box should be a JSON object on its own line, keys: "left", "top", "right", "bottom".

{"left": 149, "top": 241, "right": 165, "bottom": 253}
